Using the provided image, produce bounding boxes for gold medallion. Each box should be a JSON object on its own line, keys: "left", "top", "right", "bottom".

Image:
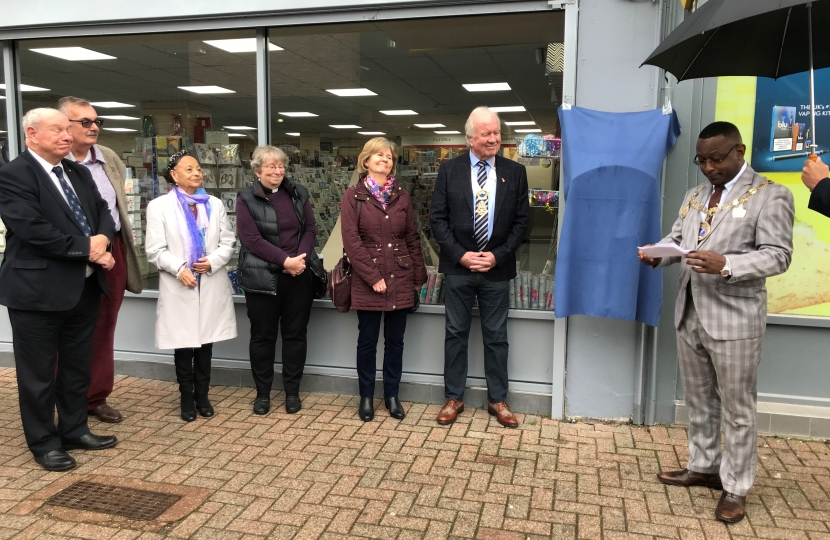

{"left": 679, "top": 205, "right": 689, "bottom": 218}
{"left": 698, "top": 221, "right": 711, "bottom": 241}
{"left": 476, "top": 200, "right": 488, "bottom": 216}
{"left": 732, "top": 204, "right": 747, "bottom": 218}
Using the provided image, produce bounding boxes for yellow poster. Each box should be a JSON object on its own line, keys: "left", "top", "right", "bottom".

{"left": 716, "top": 77, "right": 830, "bottom": 315}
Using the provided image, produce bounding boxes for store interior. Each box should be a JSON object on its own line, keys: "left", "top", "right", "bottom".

{"left": 0, "top": 12, "right": 565, "bottom": 310}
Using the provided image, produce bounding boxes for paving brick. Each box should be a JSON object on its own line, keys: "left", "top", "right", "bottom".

{"left": 0, "top": 369, "right": 824, "bottom": 540}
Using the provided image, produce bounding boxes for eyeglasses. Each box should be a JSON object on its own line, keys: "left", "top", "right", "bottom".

{"left": 693, "top": 145, "right": 738, "bottom": 167}
{"left": 261, "top": 164, "right": 285, "bottom": 172}
{"left": 69, "top": 118, "right": 104, "bottom": 129}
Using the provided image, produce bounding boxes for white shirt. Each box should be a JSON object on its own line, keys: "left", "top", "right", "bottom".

{"left": 28, "top": 149, "right": 94, "bottom": 277}
{"left": 28, "top": 148, "right": 78, "bottom": 205}
{"left": 698, "top": 161, "right": 747, "bottom": 223}
{"left": 469, "top": 152, "right": 497, "bottom": 240}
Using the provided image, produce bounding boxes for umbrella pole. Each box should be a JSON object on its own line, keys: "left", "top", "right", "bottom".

{"left": 809, "top": 2, "right": 818, "bottom": 160}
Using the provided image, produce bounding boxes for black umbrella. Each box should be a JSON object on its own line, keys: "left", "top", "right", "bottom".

{"left": 643, "top": 0, "right": 830, "bottom": 159}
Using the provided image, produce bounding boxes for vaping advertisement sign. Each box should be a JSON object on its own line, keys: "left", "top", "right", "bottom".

{"left": 752, "top": 69, "right": 830, "bottom": 173}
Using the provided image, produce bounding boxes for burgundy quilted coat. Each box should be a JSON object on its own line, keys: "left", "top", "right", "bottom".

{"left": 340, "top": 179, "right": 427, "bottom": 311}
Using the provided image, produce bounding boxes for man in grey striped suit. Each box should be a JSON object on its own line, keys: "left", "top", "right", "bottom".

{"left": 639, "top": 122, "right": 794, "bottom": 524}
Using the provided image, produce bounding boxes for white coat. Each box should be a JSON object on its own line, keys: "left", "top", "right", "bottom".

{"left": 145, "top": 192, "right": 238, "bottom": 349}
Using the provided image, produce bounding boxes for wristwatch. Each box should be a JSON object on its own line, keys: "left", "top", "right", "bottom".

{"left": 720, "top": 256, "right": 732, "bottom": 278}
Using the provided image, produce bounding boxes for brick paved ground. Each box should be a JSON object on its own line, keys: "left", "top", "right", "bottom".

{"left": 0, "top": 367, "right": 828, "bottom": 539}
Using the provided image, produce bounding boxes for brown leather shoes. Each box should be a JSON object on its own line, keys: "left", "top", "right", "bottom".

{"left": 488, "top": 402, "right": 518, "bottom": 428}
{"left": 437, "top": 399, "right": 464, "bottom": 425}
{"left": 715, "top": 491, "right": 746, "bottom": 523}
{"left": 90, "top": 403, "right": 123, "bottom": 423}
{"left": 656, "top": 469, "right": 722, "bottom": 490}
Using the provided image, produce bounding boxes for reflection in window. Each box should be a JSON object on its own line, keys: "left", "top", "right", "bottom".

{"left": 267, "top": 14, "right": 564, "bottom": 308}
{"left": 18, "top": 32, "right": 259, "bottom": 290}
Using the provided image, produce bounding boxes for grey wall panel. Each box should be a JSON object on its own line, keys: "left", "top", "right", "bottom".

{"left": 1, "top": 1, "right": 443, "bottom": 28}
{"left": 101, "top": 297, "right": 555, "bottom": 395}
{"left": 0, "top": 307, "right": 10, "bottom": 343}
{"left": 564, "top": 0, "right": 661, "bottom": 419}
{"left": 757, "top": 325, "right": 830, "bottom": 406}
{"left": 565, "top": 315, "right": 639, "bottom": 419}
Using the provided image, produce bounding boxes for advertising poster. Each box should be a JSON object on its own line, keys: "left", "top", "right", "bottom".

{"left": 717, "top": 72, "right": 830, "bottom": 316}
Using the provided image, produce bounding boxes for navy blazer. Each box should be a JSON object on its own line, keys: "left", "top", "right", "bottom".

{"left": 430, "top": 153, "right": 529, "bottom": 281}
{"left": 0, "top": 150, "right": 116, "bottom": 311}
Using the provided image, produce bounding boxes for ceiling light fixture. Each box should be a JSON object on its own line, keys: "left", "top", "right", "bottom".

{"left": 515, "top": 128, "right": 542, "bottom": 133}
{"left": 286, "top": 132, "right": 301, "bottom": 136}
{"left": 223, "top": 125, "right": 256, "bottom": 130}
{"left": 414, "top": 123, "right": 445, "bottom": 128}
{"left": 462, "top": 82, "right": 511, "bottom": 92}
{"left": 489, "top": 106, "right": 526, "bottom": 113}
{"left": 380, "top": 110, "right": 417, "bottom": 115}
{"left": 326, "top": 88, "right": 377, "bottom": 97}
{"left": 435, "top": 130, "right": 461, "bottom": 134}
{"left": 505, "top": 121, "right": 536, "bottom": 126}
{"left": 227, "top": 133, "right": 248, "bottom": 138}
{"left": 30, "top": 47, "right": 116, "bottom": 61}
{"left": 98, "top": 115, "right": 140, "bottom": 121}
{"left": 89, "top": 101, "right": 135, "bottom": 108}
{"left": 102, "top": 127, "right": 137, "bottom": 132}
{"left": 203, "top": 39, "right": 282, "bottom": 53}
{"left": 358, "top": 131, "right": 385, "bottom": 135}
{"left": 279, "top": 112, "right": 318, "bottom": 117}
{"left": 329, "top": 125, "right": 362, "bottom": 129}
{"left": 0, "top": 83, "right": 50, "bottom": 92}
{"left": 178, "top": 85, "right": 235, "bottom": 94}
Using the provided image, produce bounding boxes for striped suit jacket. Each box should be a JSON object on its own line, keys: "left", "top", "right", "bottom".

{"left": 658, "top": 165, "right": 794, "bottom": 340}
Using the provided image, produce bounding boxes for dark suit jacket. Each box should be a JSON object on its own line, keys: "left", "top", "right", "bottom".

{"left": 430, "top": 153, "right": 529, "bottom": 281}
{"left": 809, "top": 177, "right": 830, "bottom": 217}
{"left": 0, "top": 150, "right": 116, "bottom": 311}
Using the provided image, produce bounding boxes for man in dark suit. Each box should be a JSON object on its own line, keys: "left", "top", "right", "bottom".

{"left": 802, "top": 156, "right": 830, "bottom": 216}
{"left": 430, "top": 106, "right": 529, "bottom": 428}
{"left": 0, "top": 108, "right": 119, "bottom": 471}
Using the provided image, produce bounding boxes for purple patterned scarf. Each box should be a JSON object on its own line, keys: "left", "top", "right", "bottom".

{"left": 364, "top": 174, "right": 395, "bottom": 209}
{"left": 173, "top": 187, "right": 212, "bottom": 267}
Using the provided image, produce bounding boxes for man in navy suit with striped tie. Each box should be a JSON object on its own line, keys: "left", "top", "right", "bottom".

{"left": 430, "top": 106, "right": 530, "bottom": 427}
{"left": 0, "top": 108, "right": 119, "bottom": 471}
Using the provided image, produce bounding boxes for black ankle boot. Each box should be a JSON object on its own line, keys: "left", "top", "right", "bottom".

{"left": 384, "top": 396, "right": 405, "bottom": 419}
{"left": 359, "top": 396, "right": 374, "bottom": 422}
{"left": 194, "top": 394, "right": 214, "bottom": 417}
{"left": 180, "top": 392, "right": 196, "bottom": 422}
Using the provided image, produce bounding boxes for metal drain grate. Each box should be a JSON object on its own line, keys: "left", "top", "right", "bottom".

{"left": 46, "top": 481, "right": 182, "bottom": 521}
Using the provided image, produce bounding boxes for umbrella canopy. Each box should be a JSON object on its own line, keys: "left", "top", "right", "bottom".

{"left": 643, "top": 0, "right": 830, "bottom": 81}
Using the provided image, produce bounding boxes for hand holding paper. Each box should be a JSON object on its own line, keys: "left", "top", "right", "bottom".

{"left": 638, "top": 243, "right": 690, "bottom": 269}
{"left": 638, "top": 243, "right": 690, "bottom": 258}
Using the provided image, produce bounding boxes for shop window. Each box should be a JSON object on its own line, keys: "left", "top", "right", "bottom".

{"left": 17, "top": 31, "right": 258, "bottom": 290}
{"left": 268, "top": 13, "right": 563, "bottom": 310}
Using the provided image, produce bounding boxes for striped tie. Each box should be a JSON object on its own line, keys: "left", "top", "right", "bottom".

{"left": 474, "top": 160, "right": 489, "bottom": 251}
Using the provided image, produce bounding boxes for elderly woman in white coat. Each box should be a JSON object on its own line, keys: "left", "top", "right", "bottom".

{"left": 146, "top": 150, "right": 237, "bottom": 422}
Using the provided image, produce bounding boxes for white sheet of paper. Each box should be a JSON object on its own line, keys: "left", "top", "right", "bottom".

{"left": 638, "top": 243, "right": 691, "bottom": 258}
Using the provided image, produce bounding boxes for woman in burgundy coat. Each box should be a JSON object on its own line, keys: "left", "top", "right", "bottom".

{"left": 341, "top": 137, "right": 427, "bottom": 422}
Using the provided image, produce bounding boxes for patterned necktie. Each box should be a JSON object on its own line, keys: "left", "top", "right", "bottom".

{"left": 474, "top": 160, "right": 489, "bottom": 251}
{"left": 53, "top": 166, "right": 92, "bottom": 237}
{"left": 707, "top": 184, "right": 725, "bottom": 210}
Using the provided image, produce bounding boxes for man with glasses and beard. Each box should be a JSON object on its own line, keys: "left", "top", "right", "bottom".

{"left": 58, "top": 97, "right": 144, "bottom": 424}
{"left": 639, "top": 122, "right": 794, "bottom": 524}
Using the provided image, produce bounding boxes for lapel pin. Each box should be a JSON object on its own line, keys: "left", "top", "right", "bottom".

{"left": 501, "top": 177, "right": 505, "bottom": 182}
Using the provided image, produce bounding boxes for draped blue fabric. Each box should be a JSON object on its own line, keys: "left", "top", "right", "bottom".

{"left": 554, "top": 106, "right": 680, "bottom": 326}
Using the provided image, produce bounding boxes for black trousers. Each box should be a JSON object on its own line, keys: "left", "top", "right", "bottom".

{"left": 173, "top": 343, "right": 213, "bottom": 395}
{"left": 443, "top": 274, "right": 511, "bottom": 403}
{"left": 356, "top": 308, "right": 408, "bottom": 398}
{"left": 245, "top": 270, "right": 314, "bottom": 396}
{"left": 8, "top": 276, "right": 100, "bottom": 456}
